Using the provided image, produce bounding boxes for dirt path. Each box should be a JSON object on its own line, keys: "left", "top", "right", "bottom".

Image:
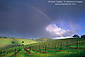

{"left": 13, "top": 49, "right": 22, "bottom": 56}
{"left": 24, "top": 48, "right": 32, "bottom": 55}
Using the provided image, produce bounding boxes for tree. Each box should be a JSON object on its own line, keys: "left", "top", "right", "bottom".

{"left": 73, "top": 34, "right": 80, "bottom": 38}
{"left": 81, "top": 35, "right": 85, "bottom": 38}
{"left": 22, "top": 41, "right": 24, "bottom": 43}
{"left": 12, "top": 41, "right": 15, "bottom": 44}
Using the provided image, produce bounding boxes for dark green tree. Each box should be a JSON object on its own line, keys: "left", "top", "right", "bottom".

{"left": 73, "top": 34, "right": 80, "bottom": 38}
{"left": 81, "top": 35, "right": 85, "bottom": 38}
{"left": 22, "top": 41, "right": 24, "bottom": 43}
{"left": 12, "top": 41, "right": 15, "bottom": 44}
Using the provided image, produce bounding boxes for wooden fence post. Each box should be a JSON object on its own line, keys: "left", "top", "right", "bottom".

{"left": 60, "top": 43, "right": 62, "bottom": 50}
{"left": 44, "top": 45, "right": 47, "bottom": 52}
{"left": 54, "top": 44, "right": 56, "bottom": 49}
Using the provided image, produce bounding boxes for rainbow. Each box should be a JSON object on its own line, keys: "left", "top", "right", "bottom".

{"left": 16, "top": 1, "right": 64, "bottom": 37}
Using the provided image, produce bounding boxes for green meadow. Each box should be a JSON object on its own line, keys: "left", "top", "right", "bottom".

{"left": 0, "top": 38, "right": 85, "bottom": 57}
{"left": 0, "top": 38, "right": 37, "bottom": 48}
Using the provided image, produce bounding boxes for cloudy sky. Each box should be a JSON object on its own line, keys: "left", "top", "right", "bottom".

{"left": 0, "top": 0, "right": 85, "bottom": 39}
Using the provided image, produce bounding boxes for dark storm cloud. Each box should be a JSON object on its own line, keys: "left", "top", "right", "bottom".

{"left": 24, "top": 0, "right": 85, "bottom": 30}
{"left": 26, "top": 0, "right": 85, "bottom": 21}
{"left": 0, "top": 0, "right": 85, "bottom": 38}
{"left": 0, "top": 0, "right": 52, "bottom": 38}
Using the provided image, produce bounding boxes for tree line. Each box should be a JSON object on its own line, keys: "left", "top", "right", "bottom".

{"left": 73, "top": 34, "right": 85, "bottom": 38}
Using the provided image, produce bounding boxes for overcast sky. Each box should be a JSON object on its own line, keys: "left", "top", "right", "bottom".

{"left": 0, "top": 0, "right": 85, "bottom": 39}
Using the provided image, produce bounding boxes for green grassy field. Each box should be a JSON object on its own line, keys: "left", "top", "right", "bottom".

{"left": 0, "top": 38, "right": 37, "bottom": 48}
{"left": 0, "top": 38, "right": 85, "bottom": 57}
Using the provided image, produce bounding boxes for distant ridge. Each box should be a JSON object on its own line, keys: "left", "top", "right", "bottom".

{"left": 34, "top": 38, "right": 54, "bottom": 42}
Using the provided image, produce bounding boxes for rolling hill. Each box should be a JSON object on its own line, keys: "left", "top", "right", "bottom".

{"left": 0, "top": 38, "right": 37, "bottom": 48}
{"left": 34, "top": 38, "right": 54, "bottom": 42}
{"left": 0, "top": 38, "right": 85, "bottom": 57}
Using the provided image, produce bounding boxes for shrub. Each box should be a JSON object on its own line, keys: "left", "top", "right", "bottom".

{"left": 81, "top": 35, "right": 85, "bottom": 38}
{"left": 22, "top": 41, "right": 24, "bottom": 43}
{"left": 12, "top": 41, "right": 15, "bottom": 44}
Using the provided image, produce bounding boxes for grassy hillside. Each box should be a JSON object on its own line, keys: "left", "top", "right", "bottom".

{"left": 32, "top": 38, "right": 85, "bottom": 46}
{"left": 0, "top": 38, "right": 37, "bottom": 48}
{"left": 1, "top": 38, "right": 85, "bottom": 57}
{"left": 34, "top": 38, "right": 53, "bottom": 42}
